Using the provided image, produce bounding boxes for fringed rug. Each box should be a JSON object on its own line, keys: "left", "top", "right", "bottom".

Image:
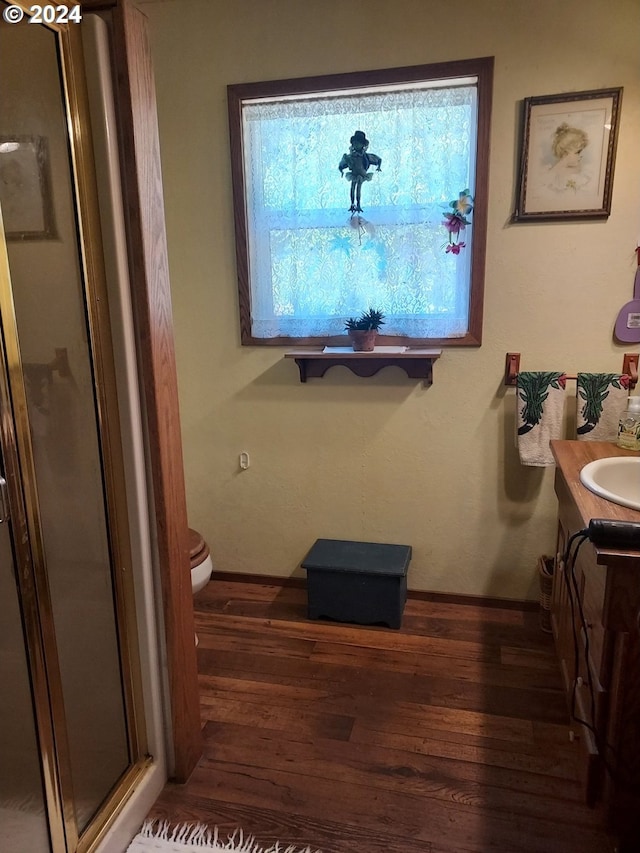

{"left": 127, "top": 821, "right": 321, "bottom": 853}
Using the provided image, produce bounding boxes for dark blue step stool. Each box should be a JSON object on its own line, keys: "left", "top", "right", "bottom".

{"left": 301, "top": 538, "right": 412, "bottom": 629}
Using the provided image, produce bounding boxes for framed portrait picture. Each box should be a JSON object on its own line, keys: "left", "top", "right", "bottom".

{"left": 0, "top": 135, "right": 56, "bottom": 240}
{"left": 513, "top": 88, "right": 622, "bottom": 221}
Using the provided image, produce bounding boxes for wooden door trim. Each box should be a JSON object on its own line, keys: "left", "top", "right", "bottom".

{"left": 110, "top": 0, "right": 202, "bottom": 781}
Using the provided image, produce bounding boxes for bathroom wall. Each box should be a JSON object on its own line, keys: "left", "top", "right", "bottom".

{"left": 140, "top": 0, "right": 640, "bottom": 600}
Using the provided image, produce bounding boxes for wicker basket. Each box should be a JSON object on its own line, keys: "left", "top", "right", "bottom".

{"left": 538, "top": 555, "right": 554, "bottom": 633}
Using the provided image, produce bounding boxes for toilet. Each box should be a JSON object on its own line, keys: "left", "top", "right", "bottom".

{"left": 189, "top": 527, "right": 213, "bottom": 594}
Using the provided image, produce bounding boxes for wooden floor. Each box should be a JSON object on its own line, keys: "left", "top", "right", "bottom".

{"left": 148, "top": 579, "right": 616, "bottom": 853}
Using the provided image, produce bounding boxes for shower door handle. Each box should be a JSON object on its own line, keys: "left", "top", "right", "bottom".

{"left": 0, "top": 476, "right": 9, "bottom": 522}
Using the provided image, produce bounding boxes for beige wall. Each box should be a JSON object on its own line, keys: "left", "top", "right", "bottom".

{"left": 141, "top": 0, "right": 640, "bottom": 600}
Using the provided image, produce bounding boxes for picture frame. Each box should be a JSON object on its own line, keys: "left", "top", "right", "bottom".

{"left": 513, "top": 87, "right": 622, "bottom": 221}
{"left": 0, "top": 135, "right": 56, "bottom": 240}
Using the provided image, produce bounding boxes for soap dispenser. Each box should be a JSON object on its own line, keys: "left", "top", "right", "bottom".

{"left": 617, "top": 396, "right": 640, "bottom": 450}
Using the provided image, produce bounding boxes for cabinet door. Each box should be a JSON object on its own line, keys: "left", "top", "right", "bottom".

{"left": 551, "top": 520, "right": 573, "bottom": 693}
{"left": 551, "top": 519, "right": 601, "bottom": 805}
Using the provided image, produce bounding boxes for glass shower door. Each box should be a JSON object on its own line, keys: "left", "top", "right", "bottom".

{"left": 0, "top": 502, "right": 51, "bottom": 853}
{"left": 0, "top": 6, "right": 147, "bottom": 851}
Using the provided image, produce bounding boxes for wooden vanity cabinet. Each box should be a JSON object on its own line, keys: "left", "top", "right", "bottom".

{"left": 550, "top": 441, "right": 640, "bottom": 852}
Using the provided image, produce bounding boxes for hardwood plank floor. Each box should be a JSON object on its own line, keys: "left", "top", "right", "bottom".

{"left": 147, "top": 580, "right": 615, "bottom": 853}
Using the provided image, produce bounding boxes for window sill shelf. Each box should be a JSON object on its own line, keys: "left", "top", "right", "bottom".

{"left": 284, "top": 348, "right": 442, "bottom": 385}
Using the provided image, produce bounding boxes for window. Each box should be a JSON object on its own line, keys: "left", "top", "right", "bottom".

{"left": 228, "top": 57, "right": 493, "bottom": 346}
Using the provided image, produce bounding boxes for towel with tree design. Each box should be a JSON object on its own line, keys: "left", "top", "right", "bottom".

{"left": 576, "top": 373, "right": 629, "bottom": 441}
{"left": 516, "top": 371, "right": 566, "bottom": 466}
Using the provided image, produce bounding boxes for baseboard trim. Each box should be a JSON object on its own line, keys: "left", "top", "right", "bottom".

{"left": 209, "top": 571, "right": 538, "bottom": 612}
{"left": 211, "top": 571, "right": 306, "bottom": 588}
{"left": 408, "top": 589, "right": 538, "bottom": 611}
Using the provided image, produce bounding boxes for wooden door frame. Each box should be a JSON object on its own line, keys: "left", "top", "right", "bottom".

{"left": 104, "top": 0, "right": 202, "bottom": 782}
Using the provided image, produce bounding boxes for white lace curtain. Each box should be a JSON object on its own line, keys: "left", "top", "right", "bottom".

{"left": 242, "top": 83, "right": 478, "bottom": 339}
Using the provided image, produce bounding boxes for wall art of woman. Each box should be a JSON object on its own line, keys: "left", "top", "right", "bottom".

{"left": 546, "top": 123, "right": 591, "bottom": 193}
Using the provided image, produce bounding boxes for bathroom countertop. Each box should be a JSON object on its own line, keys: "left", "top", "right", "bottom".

{"left": 551, "top": 440, "right": 640, "bottom": 559}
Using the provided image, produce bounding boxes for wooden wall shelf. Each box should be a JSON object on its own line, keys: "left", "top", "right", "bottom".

{"left": 284, "top": 348, "right": 442, "bottom": 385}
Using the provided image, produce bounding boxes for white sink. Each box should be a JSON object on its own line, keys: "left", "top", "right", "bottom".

{"left": 580, "top": 457, "right": 640, "bottom": 512}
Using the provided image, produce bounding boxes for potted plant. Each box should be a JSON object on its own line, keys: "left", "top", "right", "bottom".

{"left": 344, "top": 308, "right": 385, "bottom": 351}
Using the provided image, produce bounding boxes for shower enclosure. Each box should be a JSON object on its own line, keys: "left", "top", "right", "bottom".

{"left": 0, "top": 4, "right": 178, "bottom": 851}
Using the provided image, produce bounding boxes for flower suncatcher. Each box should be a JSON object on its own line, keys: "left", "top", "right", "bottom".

{"left": 442, "top": 189, "right": 473, "bottom": 254}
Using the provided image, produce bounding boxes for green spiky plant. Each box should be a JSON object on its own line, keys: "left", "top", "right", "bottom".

{"left": 344, "top": 308, "right": 385, "bottom": 332}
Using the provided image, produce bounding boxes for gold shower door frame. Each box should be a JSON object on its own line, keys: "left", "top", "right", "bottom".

{"left": 0, "top": 11, "right": 149, "bottom": 853}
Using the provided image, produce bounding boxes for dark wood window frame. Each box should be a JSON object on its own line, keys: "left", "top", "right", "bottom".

{"left": 228, "top": 56, "right": 493, "bottom": 348}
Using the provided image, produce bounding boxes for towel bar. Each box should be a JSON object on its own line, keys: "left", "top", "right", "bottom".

{"left": 504, "top": 352, "right": 638, "bottom": 388}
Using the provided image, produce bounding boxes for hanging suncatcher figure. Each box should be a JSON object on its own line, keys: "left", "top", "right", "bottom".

{"left": 338, "top": 130, "right": 382, "bottom": 214}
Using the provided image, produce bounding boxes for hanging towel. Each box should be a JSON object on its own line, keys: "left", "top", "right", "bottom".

{"left": 576, "top": 373, "right": 630, "bottom": 441}
{"left": 516, "top": 371, "right": 567, "bottom": 466}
